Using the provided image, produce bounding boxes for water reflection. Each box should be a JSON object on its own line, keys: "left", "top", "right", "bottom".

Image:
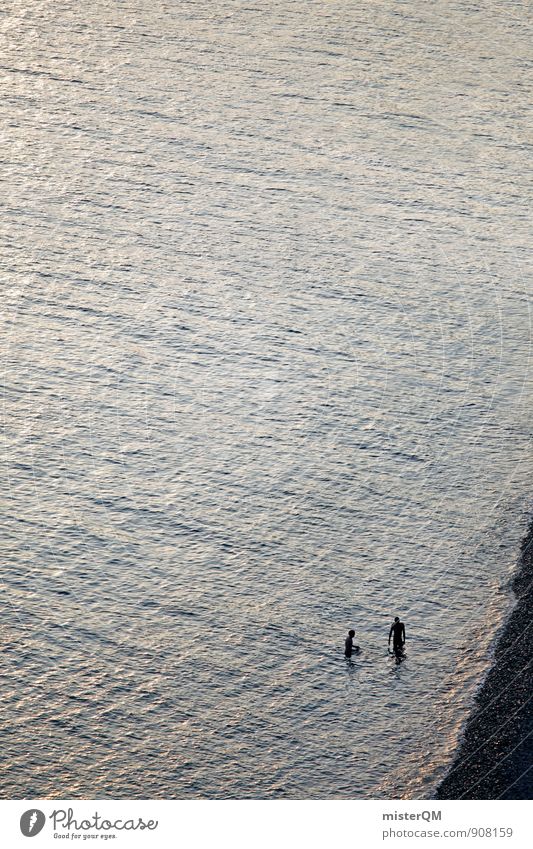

{"left": 0, "top": 0, "right": 531, "bottom": 801}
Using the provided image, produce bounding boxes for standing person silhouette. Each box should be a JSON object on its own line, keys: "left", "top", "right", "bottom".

{"left": 388, "top": 616, "right": 406, "bottom": 656}
{"left": 344, "top": 629, "right": 357, "bottom": 658}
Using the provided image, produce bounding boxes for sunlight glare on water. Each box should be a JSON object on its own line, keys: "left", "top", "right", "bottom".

{"left": 0, "top": 0, "right": 532, "bottom": 798}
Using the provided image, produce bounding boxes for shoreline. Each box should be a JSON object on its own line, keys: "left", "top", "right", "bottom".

{"left": 435, "top": 517, "right": 533, "bottom": 800}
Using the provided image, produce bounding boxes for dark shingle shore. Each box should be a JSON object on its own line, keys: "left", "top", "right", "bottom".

{"left": 436, "top": 520, "right": 533, "bottom": 799}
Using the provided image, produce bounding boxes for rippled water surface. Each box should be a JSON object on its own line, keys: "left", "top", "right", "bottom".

{"left": 1, "top": 0, "right": 532, "bottom": 798}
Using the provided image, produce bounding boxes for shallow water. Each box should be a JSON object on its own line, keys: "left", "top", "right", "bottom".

{"left": 1, "top": 0, "right": 532, "bottom": 798}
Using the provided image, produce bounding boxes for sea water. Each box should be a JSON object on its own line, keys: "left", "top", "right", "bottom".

{"left": 1, "top": 0, "right": 532, "bottom": 798}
